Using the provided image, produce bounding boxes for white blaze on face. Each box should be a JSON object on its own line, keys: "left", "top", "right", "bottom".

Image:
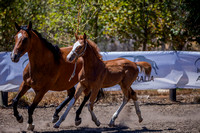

{"left": 72, "top": 41, "right": 81, "bottom": 52}
{"left": 17, "top": 33, "right": 22, "bottom": 39}
{"left": 67, "top": 41, "right": 81, "bottom": 60}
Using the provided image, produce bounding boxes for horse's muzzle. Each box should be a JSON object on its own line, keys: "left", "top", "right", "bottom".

{"left": 66, "top": 53, "right": 76, "bottom": 62}
{"left": 10, "top": 51, "right": 21, "bottom": 63}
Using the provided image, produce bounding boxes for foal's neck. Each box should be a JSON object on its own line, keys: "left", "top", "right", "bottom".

{"left": 82, "top": 44, "right": 102, "bottom": 69}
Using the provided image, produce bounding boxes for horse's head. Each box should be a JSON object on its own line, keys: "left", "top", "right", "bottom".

{"left": 67, "top": 33, "right": 87, "bottom": 62}
{"left": 11, "top": 21, "right": 32, "bottom": 62}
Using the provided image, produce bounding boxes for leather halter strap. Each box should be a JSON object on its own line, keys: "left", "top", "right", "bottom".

{"left": 68, "top": 42, "right": 87, "bottom": 82}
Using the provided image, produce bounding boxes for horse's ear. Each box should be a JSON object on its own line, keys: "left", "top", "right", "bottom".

{"left": 83, "top": 33, "right": 87, "bottom": 40}
{"left": 15, "top": 22, "right": 20, "bottom": 31}
{"left": 27, "top": 21, "right": 32, "bottom": 30}
{"left": 75, "top": 33, "right": 79, "bottom": 40}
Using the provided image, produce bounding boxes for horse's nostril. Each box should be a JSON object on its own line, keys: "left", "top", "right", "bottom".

{"left": 11, "top": 53, "right": 20, "bottom": 62}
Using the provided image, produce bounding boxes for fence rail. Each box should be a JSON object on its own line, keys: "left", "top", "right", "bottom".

{"left": 1, "top": 51, "right": 200, "bottom": 106}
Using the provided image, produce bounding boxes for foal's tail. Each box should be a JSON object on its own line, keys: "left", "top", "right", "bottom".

{"left": 136, "top": 61, "right": 152, "bottom": 77}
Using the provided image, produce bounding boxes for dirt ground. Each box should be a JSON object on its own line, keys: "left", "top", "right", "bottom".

{"left": 0, "top": 90, "right": 200, "bottom": 133}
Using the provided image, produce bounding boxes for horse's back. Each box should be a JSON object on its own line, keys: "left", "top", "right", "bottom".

{"left": 104, "top": 57, "right": 137, "bottom": 69}
{"left": 102, "top": 58, "right": 138, "bottom": 88}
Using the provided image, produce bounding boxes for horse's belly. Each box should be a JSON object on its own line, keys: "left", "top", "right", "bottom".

{"left": 102, "top": 73, "right": 123, "bottom": 88}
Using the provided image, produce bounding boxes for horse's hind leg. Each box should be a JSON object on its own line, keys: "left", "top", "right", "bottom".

{"left": 130, "top": 87, "right": 143, "bottom": 123}
{"left": 52, "top": 87, "right": 75, "bottom": 123}
{"left": 109, "top": 96, "right": 128, "bottom": 127}
{"left": 13, "top": 81, "right": 30, "bottom": 123}
{"left": 27, "top": 90, "right": 47, "bottom": 131}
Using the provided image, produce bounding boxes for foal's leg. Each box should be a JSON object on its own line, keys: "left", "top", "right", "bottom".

{"left": 13, "top": 81, "right": 30, "bottom": 123}
{"left": 109, "top": 83, "right": 131, "bottom": 127}
{"left": 52, "top": 87, "right": 75, "bottom": 123}
{"left": 75, "top": 92, "right": 91, "bottom": 126}
{"left": 27, "top": 90, "right": 47, "bottom": 131}
{"left": 109, "top": 96, "right": 129, "bottom": 127}
{"left": 130, "top": 88, "right": 143, "bottom": 123}
{"left": 88, "top": 88, "right": 101, "bottom": 127}
{"left": 54, "top": 83, "right": 84, "bottom": 128}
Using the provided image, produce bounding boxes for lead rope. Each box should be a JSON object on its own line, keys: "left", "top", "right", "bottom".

{"left": 69, "top": 58, "right": 78, "bottom": 82}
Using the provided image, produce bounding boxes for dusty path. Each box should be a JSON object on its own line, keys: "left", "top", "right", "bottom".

{"left": 0, "top": 102, "right": 200, "bottom": 133}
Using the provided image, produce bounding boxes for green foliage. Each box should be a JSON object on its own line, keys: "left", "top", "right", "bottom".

{"left": 181, "top": 0, "right": 200, "bottom": 43}
{"left": 0, "top": 0, "right": 198, "bottom": 51}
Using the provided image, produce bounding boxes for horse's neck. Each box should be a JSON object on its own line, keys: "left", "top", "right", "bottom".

{"left": 28, "top": 36, "right": 52, "bottom": 69}
{"left": 82, "top": 44, "right": 103, "bottom": 73}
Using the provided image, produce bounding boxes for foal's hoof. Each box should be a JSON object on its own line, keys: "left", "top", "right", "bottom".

{"left": 17, "top": 115, "right": 23, "bottom": 123}
{"left": 108, "top": 120, "right": 114, "bottom": 127}
{"left": 95, "top": 120, "right": 101, "bottom": 127}
{"left": 108, "top": 122, "right": 114, "bottom": 127}
{"left": 53, "top": 124, "right": 60, "bottom": 128}
{"left": 75, "top": 118, "right": 82, "bottom": 126}
{"left": 27, "top": 124, "right": 35, "bottom": 131}
{"left": 139, "top": 117, "right": 143, "bottom": 123}
{"left": 52, "top": 115, "right": 59, "bottom": 123}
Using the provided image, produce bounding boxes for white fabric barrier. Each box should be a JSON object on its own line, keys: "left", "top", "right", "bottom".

{"left": 1, "top": 51, "right": 200, "bottom": 92}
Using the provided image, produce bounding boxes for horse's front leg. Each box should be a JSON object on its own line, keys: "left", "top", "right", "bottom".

{"left": 75, "top": 92, "right": 91, "bottom": 126}
{"left": 27, "top": 90, "right": 47, "bottom": 131}
{"left": 88, "top": 88, "right": 101, "bottom": 127}
{"left": 54, "top": 83, "right": 84, "bottom": 128}
{"left": 13, "top": 81, "right": 30, "bottom": 123}
{"left": 52, "top": 87, "right": 75, "bottom": 123}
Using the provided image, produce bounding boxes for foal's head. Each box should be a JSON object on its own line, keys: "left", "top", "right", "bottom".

{"left": 11, "top": 21, "right": 32, "bottom": 62}
{"left": 67, "top": 33, "right": 87, "bottom": 62}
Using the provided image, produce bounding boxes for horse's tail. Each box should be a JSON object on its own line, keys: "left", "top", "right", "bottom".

{"left": 136, "top": 61, "right": 152, "bottom": 77}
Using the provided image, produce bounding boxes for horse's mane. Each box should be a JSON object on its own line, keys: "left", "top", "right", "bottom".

{"left": 21, "top": 26, "right": 61, "bottom": 63}
{"left": 86, "top": 39, "right": 102, "bottom": 60}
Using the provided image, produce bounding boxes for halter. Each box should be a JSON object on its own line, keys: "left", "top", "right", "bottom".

{"left": 68, "top": 41, "right": 87, "bottom": 82}
{"left": 72, "top": 41, "right": 87, "bottom": 58}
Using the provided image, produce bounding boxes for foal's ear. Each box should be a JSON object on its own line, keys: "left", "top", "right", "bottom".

{"left": 83, "top": 33, "right": 87, "bottom": 40}
{"left": 75, "top": 33, "right": 79, "bottom": 40}
{"left": 27, "top": 21, "right": 32, "bottom": 30}
{"left": 15, "top": 22, "right": 20, "bottom": 31}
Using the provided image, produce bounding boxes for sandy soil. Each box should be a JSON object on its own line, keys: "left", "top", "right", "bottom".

{"left": 0, "top": 101, "right": 200, "bottom": 133}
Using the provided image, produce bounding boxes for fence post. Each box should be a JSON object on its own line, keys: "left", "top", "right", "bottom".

{"left": 169, "top": 88, "right": 176, "bottom": 101}
{"left": 0, "top": 91, "right": 8, "bottom": 107}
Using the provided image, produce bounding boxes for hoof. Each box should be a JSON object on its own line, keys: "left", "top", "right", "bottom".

{"left": 17, "top": 115, "right": 23, "bottom": 123}
{"left": 108, "top": 121, "right": 114, "bottom": 127}
{"left": 75, "top": 118, "right": 82, "bottom": 126}
{"left": 27, "top": 124, "right": 35, "bottom": 131}
{"left": 52, "top": 115, "right": 59, "bottom": 123}
{"left": 95, "top": 120, "right": 101, "bottom": 127}
{"left": 53, "top": 124, "right": 60, "bottom": 128}
{"left": 139, "top": 117, "right": 143, "bottom": 123}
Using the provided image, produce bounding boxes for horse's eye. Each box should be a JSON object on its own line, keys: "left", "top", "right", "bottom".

{"left": 23, "top": 38, "right": 28, "bottom": 42}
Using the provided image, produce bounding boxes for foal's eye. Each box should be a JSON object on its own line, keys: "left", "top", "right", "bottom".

{"left": 77, "top": 46, "right": 82, "bottom": 51}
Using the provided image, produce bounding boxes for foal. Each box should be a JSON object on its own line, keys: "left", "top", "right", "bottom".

{"left": 54, "top": 33, "right": 151, "bottom": 128}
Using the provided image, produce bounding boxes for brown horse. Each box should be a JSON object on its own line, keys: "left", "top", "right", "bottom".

{"left": 54, "top": 33, "right": 151, "bottom": 128}
{"left": 11, "top": 22, "right": 85, "bottom": 131}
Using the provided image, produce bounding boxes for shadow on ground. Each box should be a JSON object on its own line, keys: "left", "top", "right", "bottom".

{"left": 21, "top": 126, "right": 175, "bottom": 133}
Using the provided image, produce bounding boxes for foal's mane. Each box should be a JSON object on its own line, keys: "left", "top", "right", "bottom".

{"left": 86, "top": 39, "right": 102, "bottom": 60}
{"left": 20, "top": 26, "right": 61, "bottom": 63}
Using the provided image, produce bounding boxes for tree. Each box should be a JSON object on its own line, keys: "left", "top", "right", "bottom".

{"left": 182, "top": 0, "right": 200, "bottom": 44}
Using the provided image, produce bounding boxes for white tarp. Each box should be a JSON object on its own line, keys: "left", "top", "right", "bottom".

{"left": 1, "top": 51, "right": 200, "bottom": 91}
